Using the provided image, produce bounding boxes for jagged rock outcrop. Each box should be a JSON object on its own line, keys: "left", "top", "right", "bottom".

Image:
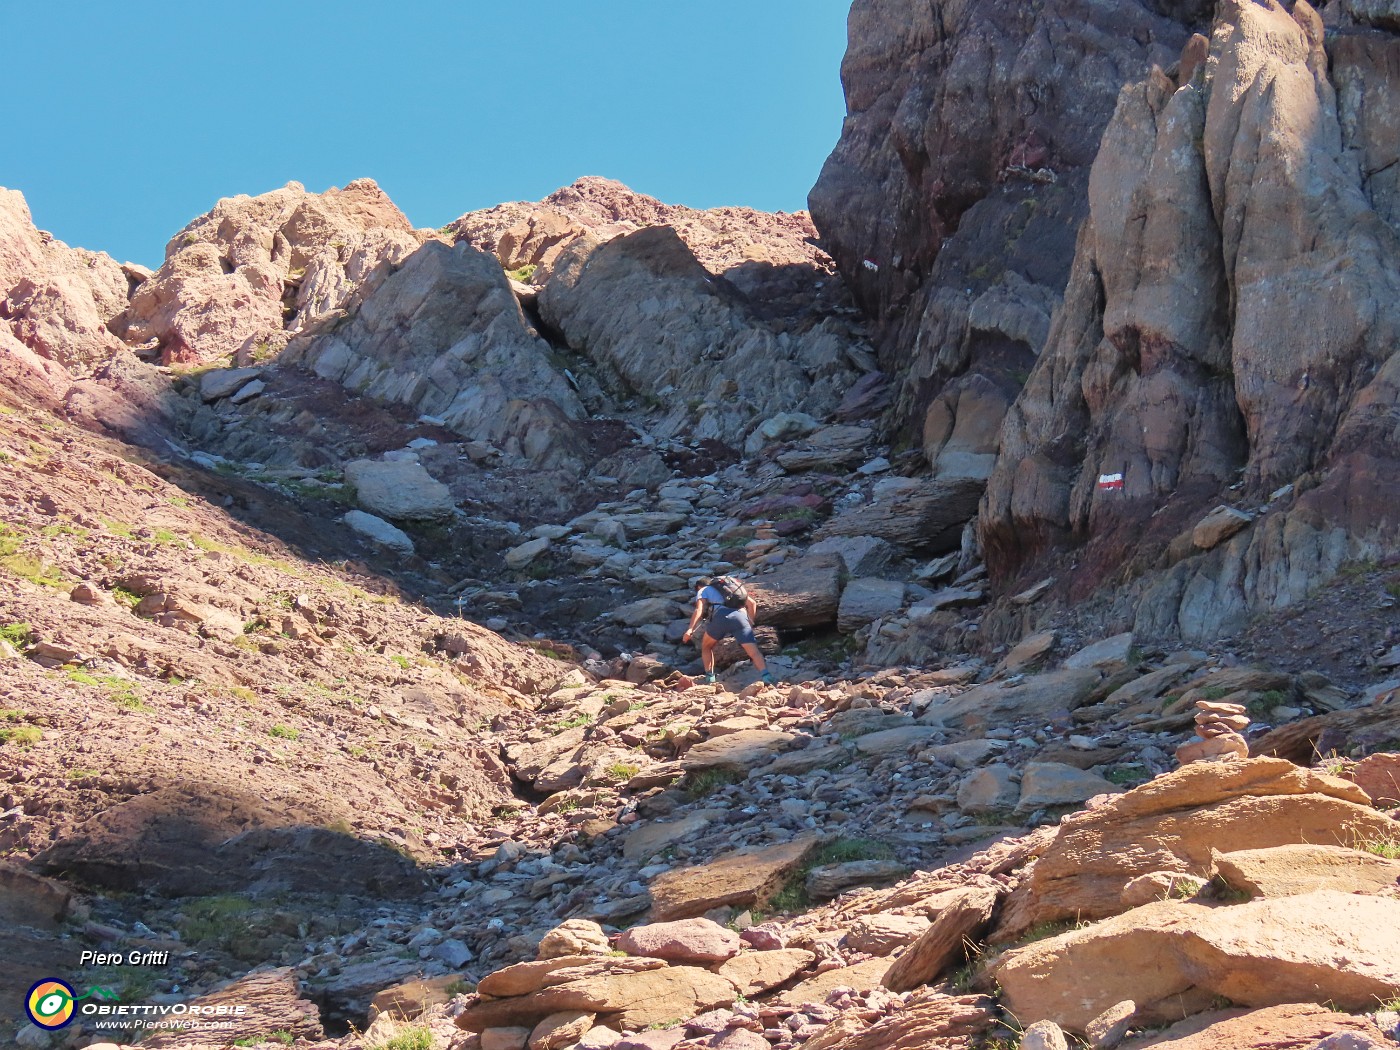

{"left": 537, "top": 226, "right": 865, "bottom": 446}
{"left": 120, "top": 179, "right": 426, "bottom": 363}
{"left": 979, "top": 0, "right": 1400, "bottom": 642}
{"left": 282, "top": 239, "right": 587, "bottom": 468}
{"left": 809, "top": 0, "right": 1197, "bottom": 453}
{"left": 0, "top": 187, "right": 130, "bottom": 373}
{"left": 451, "top": 176, "right": 834, "bottom": 300}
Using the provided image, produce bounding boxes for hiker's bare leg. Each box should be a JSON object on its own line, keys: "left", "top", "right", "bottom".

{"left": 701, "top": 634, "right": 717, "bottom": 675}
{"left": 741, "top": 642, "right": 766, "bottom": 672}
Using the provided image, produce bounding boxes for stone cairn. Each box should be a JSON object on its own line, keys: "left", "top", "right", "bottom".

{"left": 1175, "top": 699, "right": 1250, "bottom": 764}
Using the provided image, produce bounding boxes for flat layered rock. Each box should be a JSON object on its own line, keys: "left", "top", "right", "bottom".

{"left": 999, "top": 630, "right": 1057, "bottom": 673}
{"left": 882, "top": 885, "right": 1002, "bottom": 992}
{"left": 1191, "top": 506, "right": 1252, "bottom": 550}
{"left": 806, "top": 859, "right": 911, "bottom": 901}
{"left": 749, "top": 554, "right": 846, "bottom": 630}
{"left": 1014, "top": 762, "right": 1122, "bottom": 814}
{"left": 767, "top": 956, "right": 893, "bottom": 1009}
{"left": 680, "top": 730, "right": 796, "bottom": 773}
{"left": 141, "top": 968, "right": 323, "bottom": 1048}
{"left": 1211, "top": 843, "right": 1400, "bottom": 898}
{"left": 1063, "top": 633, "right": 1134, "bottom": 669}
{"left": 798, "top": 992, "right": 996, "bottom": 1050}
{"left": 199, "top": 366, "right": 263, "bottom": 402}
{"left": 845, "top": 914, "right": 932, "bottom": 956}
{"left": 479, "top": 956, "right": 649, "bottom": 998}
{"left": 854, "top": 726, "right": 943, "bottom": 757}
{"left": 812, "top": 477, "right": 985, "bottom": 554}
{"left": 649, "top": 835, "right": 820, "bottom": 921}
{"left": 623, "top": 811, "right": 720, "bottom": 862}
{"left": 752, "top": 743, "right": 850, "bottom": 777}
{"left": 461, "top": 965, "right": 736, "bottom": 1033}
{"left": 992, "top": 758, "right": 1394, "bottom": 939}
{"left": 1116, "top": 1002, "right": 1389, "bottom": 1049}
{"left": 714, "top": 948, "right": 815, "bottom": 996}
{"left": 919, "top": 669, "right": 1102, "bottom": 730}
{"left": 995, "top": 892, "right": 1400, "bottom": 1034}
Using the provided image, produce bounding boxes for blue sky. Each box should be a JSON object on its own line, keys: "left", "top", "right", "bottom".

{"left": 3, "top": 2, "right": 851, "bottom": 267}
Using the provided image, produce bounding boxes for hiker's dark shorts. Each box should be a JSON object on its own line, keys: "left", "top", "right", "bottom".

{"left": 704, "top": 607, "right": 757, "bottom": 646}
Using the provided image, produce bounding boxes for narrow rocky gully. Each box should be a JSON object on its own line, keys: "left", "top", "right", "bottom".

{"left": 5, "top": 2, "right": 1400, "bottom": 1050}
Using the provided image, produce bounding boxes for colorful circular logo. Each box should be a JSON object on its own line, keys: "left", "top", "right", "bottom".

{"left": 26, "top": 979, "right": 76, "bottom": 1030}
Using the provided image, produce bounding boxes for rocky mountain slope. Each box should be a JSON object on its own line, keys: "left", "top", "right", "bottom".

{"left": 2, "top": 1, "right": 1400, "bottom": 1049}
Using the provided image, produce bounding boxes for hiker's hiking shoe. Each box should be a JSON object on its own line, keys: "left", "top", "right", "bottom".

{"left": 704, "top": 672, "right": 717, "bottom": 685}
{"left": 761, "top": 671, "right": 775, "bottom": 685}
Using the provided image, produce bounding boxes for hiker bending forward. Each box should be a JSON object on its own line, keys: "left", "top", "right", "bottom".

{"left": 682, "top": 576, "right": 773, "bottom": 686}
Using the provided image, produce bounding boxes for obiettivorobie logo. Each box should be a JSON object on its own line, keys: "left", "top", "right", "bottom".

{"left": 25, "top": 979, "right": 120, "bottom": 1030}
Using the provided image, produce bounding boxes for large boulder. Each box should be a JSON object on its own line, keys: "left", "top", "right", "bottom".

{"left": 285, "top": 240, "right": 587, "bottom": 469}
{"left": 837, "top": 577, "right": 906, "bottom": 632}
{"left": 807, "top": 534, "right": 898, "bottom": 577}
{"left": 345, "top": 459, "right": 455, "bottom": 521}
{"left": 749, "top": 554, "right": 847, "bottom": 630}
{"left": 994, "top": 892, "right": 1400, "bottom": 1034}
{"left": 284, "top": 240, "right": 585, "bottom": 470}
{"left": 991, "top": 758, "right": 1400, "bottom": 940}
{"left": 615, "top": 919, "right": 741, "bottom": 964}
{"left": 813, "top": 477, "right": 985, "bottom": 553}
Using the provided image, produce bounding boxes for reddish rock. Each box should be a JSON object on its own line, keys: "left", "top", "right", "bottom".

{"left": 714, "top": 948, "right": 815, "bottom": 996}
{"left": 616, "top": 918, "right": 742, "bottom": 965}
{"left": 881, "top": 885, "right": 1002, "bottom": 992}
{"left": 992, "top": 758, "right": 1394, "bottom": 939}
{"left": 648, "top": 836, "right": 820, "bottom": 921}
{"left": 1116, "top": 1003, "right": 1389, "bottom": 1049}
{"left": 995, "top": 892, "right": 1400, "bottom": 1034}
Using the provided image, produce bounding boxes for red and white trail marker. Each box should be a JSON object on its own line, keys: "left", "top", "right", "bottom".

{"left": 1097, "top": 472, "right": 1124, "bottom": 492}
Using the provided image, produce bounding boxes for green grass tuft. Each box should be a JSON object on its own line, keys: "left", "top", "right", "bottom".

{"left": 380, "top": 1026, "right": 433, "bottom": 1050}
{"left": 684, "top": 768, "right": 744, "bottom": 799}
{"left": 554, "top": 711, "right": 595, "bottom": 731}
{"left": 0, "top": 725, "right": 41, "bottom": 747}
{"left": 1, "top": 622, "right": 33, "bottom": 648}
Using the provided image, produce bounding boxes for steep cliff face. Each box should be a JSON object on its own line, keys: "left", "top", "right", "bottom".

{"left": 814, "top": 0, "right": 1400, "bottom": 642}
{"left": 809, "top": 0, "right": 1200, "bottom": 450}
{"left": 979, "top": 0, "right": 1400, "bottom": 639}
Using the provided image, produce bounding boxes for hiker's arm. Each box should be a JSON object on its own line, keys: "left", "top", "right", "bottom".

{"left": 682, "top": 599, "right": 704, "bottom": 642}
{"left": 745, "top": 595, "right": 757, "bottom": 622}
